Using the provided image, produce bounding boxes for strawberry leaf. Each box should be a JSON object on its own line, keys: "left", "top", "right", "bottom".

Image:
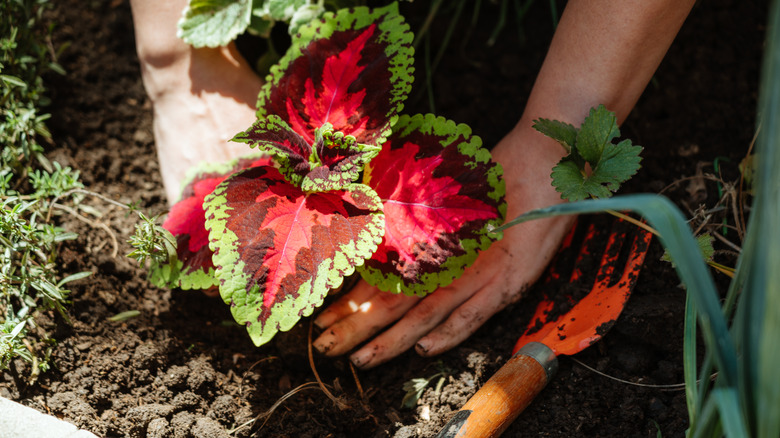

{"left": 591, "top": 138, "right": 643, "bottom": 190}
{"left": 550, "top": 160, "right": 610, "bottom": 202}
{"left": 532, "top": 118, "right": 577, "bottom": 153}
{"left": 204, "top": 166, "right": 384, "bottom": 346}
{"left": 536, "top": 105, "right": 643, "bottom": 201}
{"left": 575, "top": 104, "right": 620, "bottom": 165}
{"left": 151, "top": 154, "right": 273, "bottom": 290}
{"left": 360, "top": 114, "right": 506, "bottom": 296}
{"left": 257, "top": 3, "right": 414, "bottom": 146}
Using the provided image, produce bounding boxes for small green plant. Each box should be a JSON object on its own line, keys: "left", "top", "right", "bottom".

{"left": 0, "top": 0, "right": 96, "bottom": 381}
{"left": 533, "top": 104, "right": 643, "bottom": 202}
{"left": 127, "top": 212, "right": 177, "bottom": 267}
{"left": 0, "top": 167, "right": 92, "bottom": 380}
{"left": 400, "top": 362, "right": 449, "bottom": 409}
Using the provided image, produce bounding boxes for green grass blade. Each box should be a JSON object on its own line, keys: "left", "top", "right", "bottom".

{"left": 683, "top": 293, "right": 699, "bottom": 428}
{"left": 497, "top": 194, "right": 737, "bottom": 387}
{"left": 712, "top": 388, "right": 750, "bottom": 438}
{"left": 750, "top": 1, "right": 780, "bottom": 435}
{"left": 691, "top": 396, "right": 724, "bottom": 438}
{"left": 694, "top": 353, "right": 717, "bottom": 433}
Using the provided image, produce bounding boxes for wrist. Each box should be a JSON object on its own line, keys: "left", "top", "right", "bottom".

{"left": 491, "top": 119, "right": 568, "bottom": 217}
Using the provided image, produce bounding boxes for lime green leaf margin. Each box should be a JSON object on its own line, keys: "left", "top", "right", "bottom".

{"left": 204, "top": 170, "right": 385, "bottom": 347}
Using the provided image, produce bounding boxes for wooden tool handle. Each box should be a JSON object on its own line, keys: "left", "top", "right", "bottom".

{"left": 436, "top": 342, "right": 558, "bottom": 438}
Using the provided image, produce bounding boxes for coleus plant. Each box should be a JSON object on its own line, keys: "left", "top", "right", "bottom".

{"left": 155, "top": 3, "right": 506, "bottom": 347}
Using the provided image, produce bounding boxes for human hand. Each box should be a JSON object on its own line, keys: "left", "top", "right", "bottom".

{"left": 312, "top": 123, "right": 574, "bottom": 369}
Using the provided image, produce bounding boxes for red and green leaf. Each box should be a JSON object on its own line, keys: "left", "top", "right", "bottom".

{"left": 235, "top": 118, "right": 382, "bottom": 192}
{"left": 204, "top": 166, "right": 384, "bottom": 346}
{"left": 300, "top": 124, "right": 381, "bottom": 192}
{"left": 150, "top": 154, "right": 273, "bottom": 290}
{"left": 232, "top": 115, "right": 312, "bottom": 186}
{"left": 256, "top": 3, "right": 414, "bottom": 147}
{"left": 359, "top": 114, "right": 506, "bottom": 296}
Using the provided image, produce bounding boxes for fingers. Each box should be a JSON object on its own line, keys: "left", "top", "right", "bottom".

{"left": 312, "top": 281, "right": 420, "bottom": 356}
{"left": 313, "top": 280, "right": 378, "bottom": 329}
{"left": 416, "top": 278, "right": 522, "bottom": 357}
{"left": 348, "top": 283, "right": 480, "bottom": 369}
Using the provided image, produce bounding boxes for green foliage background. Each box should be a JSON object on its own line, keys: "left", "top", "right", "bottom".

{"left": 1, "top": 0, "right": 89, "bottom": 381}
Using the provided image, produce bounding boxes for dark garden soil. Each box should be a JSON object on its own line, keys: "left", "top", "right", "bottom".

{"left": 0, "top": 0, "right": 767, "bottom": 437}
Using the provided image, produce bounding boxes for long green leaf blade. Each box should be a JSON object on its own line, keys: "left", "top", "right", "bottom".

{"left": 749, "top": 1, "right": 780, "bottom": 435}
{"left": 713, "top": 388, "right": 750, "bottom": 438}
{"left": 683, "top": 293, "right": 699, "bottom": 428}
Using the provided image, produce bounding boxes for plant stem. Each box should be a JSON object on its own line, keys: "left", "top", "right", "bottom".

{"left": 605, "top": 209, "right": 658, "bottom": 235}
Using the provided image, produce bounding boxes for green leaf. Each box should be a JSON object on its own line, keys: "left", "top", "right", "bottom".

{"left": 107, "top": 310, "right": 141, "bottom": 322}
{"left": 1, "top": 74, "right": 27, "bottom": 88}
{"left": 177, "top": 0, "right": 253, "bottom": 48}
{"left": 56, "top": 271, "right": 92, "bottom": 287}
{"left": 712, "top": 387, "right": 750, "bottom": 438}
{"left": 535, "top": 105, "right": 642, "bottom": 202}
{"left": 263, "top": 0, "right": 307, "bottom": 21}
{"left": 288, "top": 3, "right": 324, "bottom": 35}
{"left": 401, "top": 377, "right": 431, "bottom": 409}
{"left": 662, "top": 233, "right": 714, "bottom": 267}
{"left": 575, "top": 104, "right": 620, "bottom": 164}
{"left": 550, "top": 159, "right": 611, "bottom": 202}
{"left": 532, "top": 118, "right": 577, "bottom": 153}
{"left": 588, "top": 138, "right": 643, "bottom": 192}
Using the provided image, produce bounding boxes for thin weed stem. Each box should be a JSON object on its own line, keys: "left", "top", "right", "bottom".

{"left": 50, "top": 203, "right": 118, "bottom": 257}
{"left": 605, "top": 209, "right": 657, "bottom": 236}
{"left": 571, "top": 357, "right": 716, "bottom": 392}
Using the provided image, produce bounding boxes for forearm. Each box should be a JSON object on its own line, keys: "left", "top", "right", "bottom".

{"left": 523, "top": 0, "right": 696, "bottom": 127}
{"left": 129, "top": 0, "right": 190, "bottom": 64}
{"left": 491, "top": 0, "right": 694, "bottom": 220}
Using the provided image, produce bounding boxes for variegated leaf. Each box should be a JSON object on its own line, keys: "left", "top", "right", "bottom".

{"left": 359, "top": 114, "right": 506, "bottom": 296}
{"left": 257, "top": 3, "right": 414, "bottom": 146}
{"left": 204, "top": 165, "right": 384, "bottom": 346}
{"left": 300, "top": 124, "right": 381, "bottom": 192}
{"left": 152, "top": 154, "right": 273, "bottom": 290}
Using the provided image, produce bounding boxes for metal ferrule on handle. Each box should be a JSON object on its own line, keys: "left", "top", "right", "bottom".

{"left": 435, "top": 342, "right": 558, "bottom": 438}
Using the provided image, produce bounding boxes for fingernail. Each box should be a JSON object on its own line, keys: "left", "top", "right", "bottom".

{"left": 313, "top": 311, "right": 336, "bottom": 329}
{"left": 313, "top": 330, "right": 336, "bottom": 354}
{"left": 415, "top": 339, "right": 431, "bottom": 355}
{"left": 350, "top": 348, "right": 374, "bottom": 369}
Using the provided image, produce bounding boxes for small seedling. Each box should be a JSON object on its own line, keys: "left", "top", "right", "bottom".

{"left": 401, "top": 371, "right": 447, "bottom": 409}
{"left": 533, "top": 104, "right": 643, "bottom": 202}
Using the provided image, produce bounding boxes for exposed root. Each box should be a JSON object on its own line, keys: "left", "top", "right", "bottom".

{"left": 238, "top": 356, "right": 278, "bottom": 397}
{"left": 349, "top": 360, "right": 367, "bottom": 404}
{"left": 308, "top": 320, "right": 349, "bottom": 410}
{"left": 231, "top": 381, "right": 323, "bottom": 436}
